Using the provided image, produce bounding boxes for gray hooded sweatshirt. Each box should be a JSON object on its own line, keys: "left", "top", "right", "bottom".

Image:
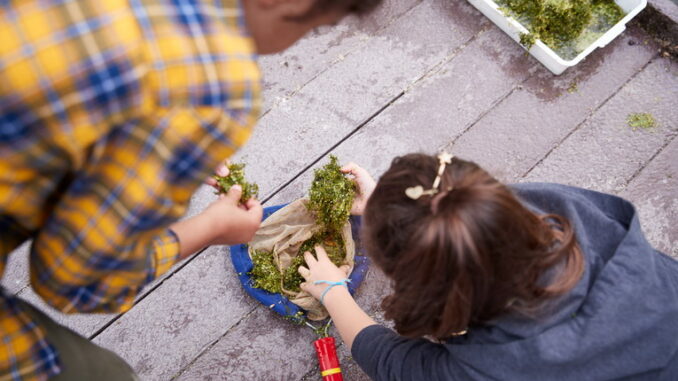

{"left": 352, "top": 183, "right": 678, "bottom": 380}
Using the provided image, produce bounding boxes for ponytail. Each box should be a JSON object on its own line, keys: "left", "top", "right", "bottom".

{"left": 364, "top": 154, "right": 584, "bottom": 339}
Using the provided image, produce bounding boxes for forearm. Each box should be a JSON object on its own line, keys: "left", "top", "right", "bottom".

{"left": 323, "top": 286, "right": 378, "bottom": 350}
{"left": 170, "top": 213, "right": 217, "bottom": 260}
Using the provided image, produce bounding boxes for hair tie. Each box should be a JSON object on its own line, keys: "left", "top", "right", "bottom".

{"left": 405, "top": 152, "right": 454, "bottom": 200}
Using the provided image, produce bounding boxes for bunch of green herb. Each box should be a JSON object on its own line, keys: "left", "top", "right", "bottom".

{"left": 306, "top": 155, "right": 357, "bottom": 232}
{"left": 213, "top": 163, "right": 259, "bottom": 204}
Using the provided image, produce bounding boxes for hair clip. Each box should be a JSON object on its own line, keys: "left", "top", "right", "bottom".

{"left": 405, "top": 152, "right": 454, "bottom": 200}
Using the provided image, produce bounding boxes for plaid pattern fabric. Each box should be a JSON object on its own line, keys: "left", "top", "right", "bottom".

{"left": 0, "top": 0, "right": 261, "bottom": 378}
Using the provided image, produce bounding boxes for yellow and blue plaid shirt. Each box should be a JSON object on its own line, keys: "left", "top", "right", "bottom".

{"left": 0, "top": 0, "right": 261, "bottom": 378}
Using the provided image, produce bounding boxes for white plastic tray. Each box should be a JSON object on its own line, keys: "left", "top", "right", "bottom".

{"left": 467, "top": 0, "right": 647, "bottom": 74}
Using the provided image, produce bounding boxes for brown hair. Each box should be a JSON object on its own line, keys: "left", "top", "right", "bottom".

{"left": 363, "top": 154, "right": 584, "bottom": 340}
{"left": 303, "top": 0, "right": 382, "bottom": 18}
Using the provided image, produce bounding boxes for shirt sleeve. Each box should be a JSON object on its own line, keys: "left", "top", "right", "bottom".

{"left": 352, "top": 325, "right": 468, "bottom": 381}
{"left": 29, "top": 106, "right": 253, "bottom": 314}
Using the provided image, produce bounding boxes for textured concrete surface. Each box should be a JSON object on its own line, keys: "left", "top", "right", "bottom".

{"left": 4, "top": 0, "right": 677, "bottom": 379}
{"left": 622, "top": 136, "right": 678, "bottom": 257}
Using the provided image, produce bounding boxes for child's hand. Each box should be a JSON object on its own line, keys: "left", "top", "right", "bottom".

{"left": 298, "top": 245, "right": 351, "bottom": 301}
{"left": 204, "top": 159, "right": 230, "bottom": 189}
{"left": 202, "top": 185, "right": 263, "bottom": 245}
{"left": 341, "top": 163, "right": 376, "bottom": 216}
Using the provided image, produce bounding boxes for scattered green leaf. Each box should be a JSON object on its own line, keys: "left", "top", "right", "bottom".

{"left": 567, "top": 80, "right": 578, "bottom": 93}
{"left": 627, "top": 113, "right": 657, "bottom": 130}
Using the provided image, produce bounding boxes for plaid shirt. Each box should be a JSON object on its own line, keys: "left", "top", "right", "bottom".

{"left": 0, "top": 0, "right": 261, "bottom": 378}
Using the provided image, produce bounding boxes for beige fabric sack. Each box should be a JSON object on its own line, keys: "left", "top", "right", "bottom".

{"left": 248, "top": 199, "right": 355, "bottom": 320}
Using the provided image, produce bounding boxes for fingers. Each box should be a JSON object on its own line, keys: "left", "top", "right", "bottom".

{"left": 340, "top": 162, "right": 360, "bottom": 174}
{"left": 224, "top": 184, "right": 242, "bottom": 204}
{"left": 215, "top": 162, "right": 229, "bottom": 177}
{"left": 206, "top": 160, "right": 230, "bottom": 187}
{"left": 314, "top": 245, "right": 329, "bottom": 262}
{"left": 340, "top": 265, "right": 351, "bottom": 276}
{"left": 298, "top": 266, "right": 311, "bottom": 280}
{"left": 304, "top": 251, "right": 318, "bottom": 268}
{"left": 205, "top": 177, "right": 218, "bottom": 187}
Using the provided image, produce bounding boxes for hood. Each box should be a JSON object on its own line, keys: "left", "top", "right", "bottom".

{"left": 447, "top": 183, "right": 678, "bottom": 380}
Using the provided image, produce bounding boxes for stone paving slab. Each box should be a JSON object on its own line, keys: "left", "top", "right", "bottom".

{"left": 192, "top": 26, "right": 673, "bottom": 381}
{"left": 173, "top": 304, "right": 317, "bottom": 381}
{"left": 1, "top": 241, "right": 29, "bottom": 295}
{"left": 622, "top": 135, "right": 678, "bottom": 257}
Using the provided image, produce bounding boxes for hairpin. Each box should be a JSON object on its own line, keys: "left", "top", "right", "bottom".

{"left": 405, "top": 152, "right": 454, "bottom": 200}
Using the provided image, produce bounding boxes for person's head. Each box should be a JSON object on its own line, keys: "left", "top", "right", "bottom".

{"left": 363, "top": 153, "right": 584, "bottom": 340}
{"left": 242, "top": 0, "right": 382, "bottom": 54}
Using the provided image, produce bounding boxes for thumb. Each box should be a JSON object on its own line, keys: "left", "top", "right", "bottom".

{"left": 224, "top": 184, "right": 242, "bottom": 204}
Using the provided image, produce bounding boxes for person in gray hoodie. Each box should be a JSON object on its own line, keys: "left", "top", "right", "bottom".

{"left": 298, "top": 153, "right": 678, "bottom": 380}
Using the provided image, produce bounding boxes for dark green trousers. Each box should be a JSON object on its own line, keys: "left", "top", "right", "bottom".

{"left": 21, "top": 300, "right": 139, "bottom": 380}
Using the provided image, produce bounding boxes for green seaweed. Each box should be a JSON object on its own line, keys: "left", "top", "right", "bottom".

{"left": 298, "top": 230, "right": 346, "bottom": 267}
{"left": 282, "top": 255, "right": 307, "bottom": 293}
{"left": 307, "top": 155, "right": 357, "bottom": 232}
{"left": 249, "top": 250, "right": 282, "bottom": 294}
{"left": 213, "top": 163, "right": 259, "bottom": 204}
{"left": 627, "top": 113, "right": 657, "bottom": 130}
{"left": 520, "top": 32, "right": 536, "bottom": 49}
{"left": 282, "top": 230, "right": 348, "bottom": 293}
{"left": 249, "top": 156, "right": 356, "bottom": 296}
{"left": 497, "top": 0, "right": 625, "bottom": 59}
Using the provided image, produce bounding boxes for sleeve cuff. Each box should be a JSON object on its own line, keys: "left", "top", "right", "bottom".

{"left": 152, "top": 228, "right": 181, "bottom": 279}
